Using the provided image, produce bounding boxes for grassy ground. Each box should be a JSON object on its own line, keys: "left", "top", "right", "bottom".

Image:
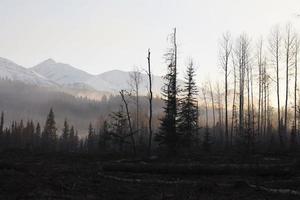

{"left": 0, "top": 150, "right": 299, "bottom": 199}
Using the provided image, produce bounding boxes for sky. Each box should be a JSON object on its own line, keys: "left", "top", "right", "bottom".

{"left": 0, "top": 0, "right": 300, "bottom": 82}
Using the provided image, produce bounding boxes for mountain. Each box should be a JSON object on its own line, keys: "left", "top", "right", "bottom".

{"left": 86, "top": 70, "right": 164, "bottom": 95}
{"left": 31, "top": 59, "right": 165, "bottom": 95}
{"left": 32, "top": 59, "right": 93, "bottom": 84}
{"left": 0, "top": 57, "right": 169, "bottom": 97}
{"left": 0, "top": 57, "right": 55, "bottom": 86}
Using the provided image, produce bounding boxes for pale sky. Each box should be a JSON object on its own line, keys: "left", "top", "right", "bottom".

{"left": 0, "top": 0, "right": 299, "bottom": 81}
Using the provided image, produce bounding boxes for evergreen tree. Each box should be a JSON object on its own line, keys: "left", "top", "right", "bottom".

{"left": 156, "top": 28, "right": 179, "bottom": 154}
{"left": 99, "top": 120, "right": 111, "bottom": 151}
{"left": 42, "top": 108, "right": 57, "bottom": 151}
{"left": 110, "top": 106, "right": 129, "bottom": 152}
{"left": 35, "top": 122, "right": 41, "bottom": 148}
{"left": 87, "top": 122, "right": 96, "bottom": 152}
{"left": 60, "top": 119, "right": 70, "bottom": 151}
{"left": 69, "top": 126, "right": 77, "bottom": 152}
{"left": 178, "top": 60, "right": 199, "bottom": 148}
{"left": 0, "top": 111, "right": 4, "bottom": 135}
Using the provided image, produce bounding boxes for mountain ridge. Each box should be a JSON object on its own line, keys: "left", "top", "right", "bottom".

{"left": 0, "top": 57, "right": 166, "bottom": 98}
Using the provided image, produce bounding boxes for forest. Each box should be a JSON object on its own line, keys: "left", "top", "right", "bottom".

{"left": 3, "top": 25, "right": 300, "bottom": 199}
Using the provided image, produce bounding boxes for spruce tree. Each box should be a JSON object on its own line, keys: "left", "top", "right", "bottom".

{"left": 42, "top": 108, "right": 57, "bottom": 151}
{"left": 69, "top": 126, "right": 76, "bottom": 152}
{"left": 99, "top": 120, "right": 111, "bottom": 151}
{"left": 60, "top": 119, "right": 70, "bottom": 151}
{"left": 155, "top": 28, "right": 179, "bottom": 154}
{"left": 0, "top": 111, "right": 4, "bottom": 135}
{"left": 110, "top": 106, "right": 129, "bottom": 152}
{"left": 178, "top": 60, "right": 198, "bottom": 148}
{"left": 35, "top": 122, "right": 41, "bottom": 148}
{"left": 87, "top": 122, "right": 95, "bottom": 152}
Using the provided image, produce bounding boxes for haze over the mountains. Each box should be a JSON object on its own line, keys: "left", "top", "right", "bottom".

{"left": 0, "top": 57, "right": 165, "bottom": 99}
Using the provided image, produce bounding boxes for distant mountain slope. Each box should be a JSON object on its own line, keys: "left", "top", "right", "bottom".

{"left": 32, "top": 59, "right": 93, "bottom": 84}
{"left": 0, "top": 57, "right": 55, "bottom": 86}
{"left": 0, "top": 57, "right": 179, "bottom": 97}
{"left": 86, "top": 69, "right": 164, "bottom": 95}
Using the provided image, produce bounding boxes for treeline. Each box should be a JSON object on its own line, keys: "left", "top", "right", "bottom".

{"left": 2, "top": 25, "right": 300, "bottom": 157}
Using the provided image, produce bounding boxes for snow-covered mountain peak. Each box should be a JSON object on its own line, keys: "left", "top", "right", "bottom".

{"left": 32, "top": 59, "right": 92, "bottom": 84}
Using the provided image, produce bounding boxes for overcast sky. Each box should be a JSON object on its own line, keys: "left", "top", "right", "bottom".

{"left": 0, "top": 0, "right": 299, "bottom": 81}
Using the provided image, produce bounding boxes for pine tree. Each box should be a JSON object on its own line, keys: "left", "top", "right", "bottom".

{"left": 156, "top": 28, "right": 179, "bottom": 154}
{"left": 42, "top": 108, "right": 57, "bottom": 151}
{"left": 178, "top": 60, "right": 198, "bottom": 148}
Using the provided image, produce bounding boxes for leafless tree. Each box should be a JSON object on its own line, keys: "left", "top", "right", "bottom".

{"left": 216, "top": 83, "right": 224, "bottom": 143}
{"left": 284, "top": 24, "right": 296, "bottom": 136}
{"left": 201, "top": 86, "right": 209, "bottom": 128}
{"left": 146, "top": 49, "right": 153, "bottom": 156}
{"left": 268, "top": 26, "right": 282, "bottom": 145}
{"left": 219, "top": 32, "right": 232, "bottom": 147}
{"left": 230, "top": 54, "right": 238, "bottom": 145}
{"left": 208, "top": 80, "right": 216, "bottom": 136}
{"left": 291, "top": 35, "right": 299, "bottom": 147}
{"left": 129, "top": 67, "right": 142, "bottom": 137}
{"left": 120, "top": 90, "right": 136, "bottom": 156}
{"left": 234, "top": 34, "right": 250, "bottom": 137}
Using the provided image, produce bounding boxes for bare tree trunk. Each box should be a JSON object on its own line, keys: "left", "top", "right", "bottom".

{"left": 216, "top": 83, "right": 223, "bottom": 144}
{"left": 250, "top": 61, "right": 255, "bottom": 140}
{"left": 230, "top": 59, "right": 237, "bottom": 146}
{"left": 257, "top": 40, "right": 263, "bottom": 136}
{"left": 219, "top": 33, "right": 232, "bottom": 147}
{"left": 236, "top": 35, "right": 250, "bottom": 136}
{"left": 147, "top": 49, "right": 153, "bottom": 156}
{"left": 209, "top": 81, "right": 216, "bottom": 136}
{"left": 202, "top": 87, "right": 209, "bottom": 128}
{"left": 263, "top": 64, "right": 267, "bottom": 137}
{"left": 291, "top": 37, "right": 299, "bottom": 147}
{"left": 269, "top": 26, "right": 282, "bottom": 146}
{"left": 294, "top": 37, "right": 299, "bottom": 136}
{"left": 284, "top": 25, "right": 295, "bottom": 138}
{"left": 129, "top": 68, "right": 142, "bottom": 139}
{"left": 120, "top": 90, "right": 136, "bottom": 156}
{"left": 247, "top": 62, "right": 251, "bottom": 141}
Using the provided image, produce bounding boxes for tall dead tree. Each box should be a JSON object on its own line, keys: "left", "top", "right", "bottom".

{"left": 291, "top": 36, "right": 299, "bottom": 147}
{"left": 120, "top": 90, "right": 136, "bottom": 156}
{"left": 209, "top": 80, "right": 216, "bottom": 136}
{"left": 202, "top": 86, "right": 209, "bottom": 128}
{"left": 235, "top": 34, "right": 250, "bottom": 137}
{"left": 257, "top": 40, "right": 263, "bottom": 136}
{"left": 219, "top": 32, "right": 232, "bottom": 147}
{"left": 146, "top": 49, "right": 153, "bottom": 156}
{"left": 129, "top": 68, "right": 142, "bottom": 138}
{"left": 230, "top": 55, "right": 238, "bottom": 145}
{"left": 268, "top": 26, "right": 282, "bottom": 145}
{"left": 284, "top": 24, "right": 295, "bottom": 137}
{"left": 216, "top": 83, "right": 224, "bottom": 143}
